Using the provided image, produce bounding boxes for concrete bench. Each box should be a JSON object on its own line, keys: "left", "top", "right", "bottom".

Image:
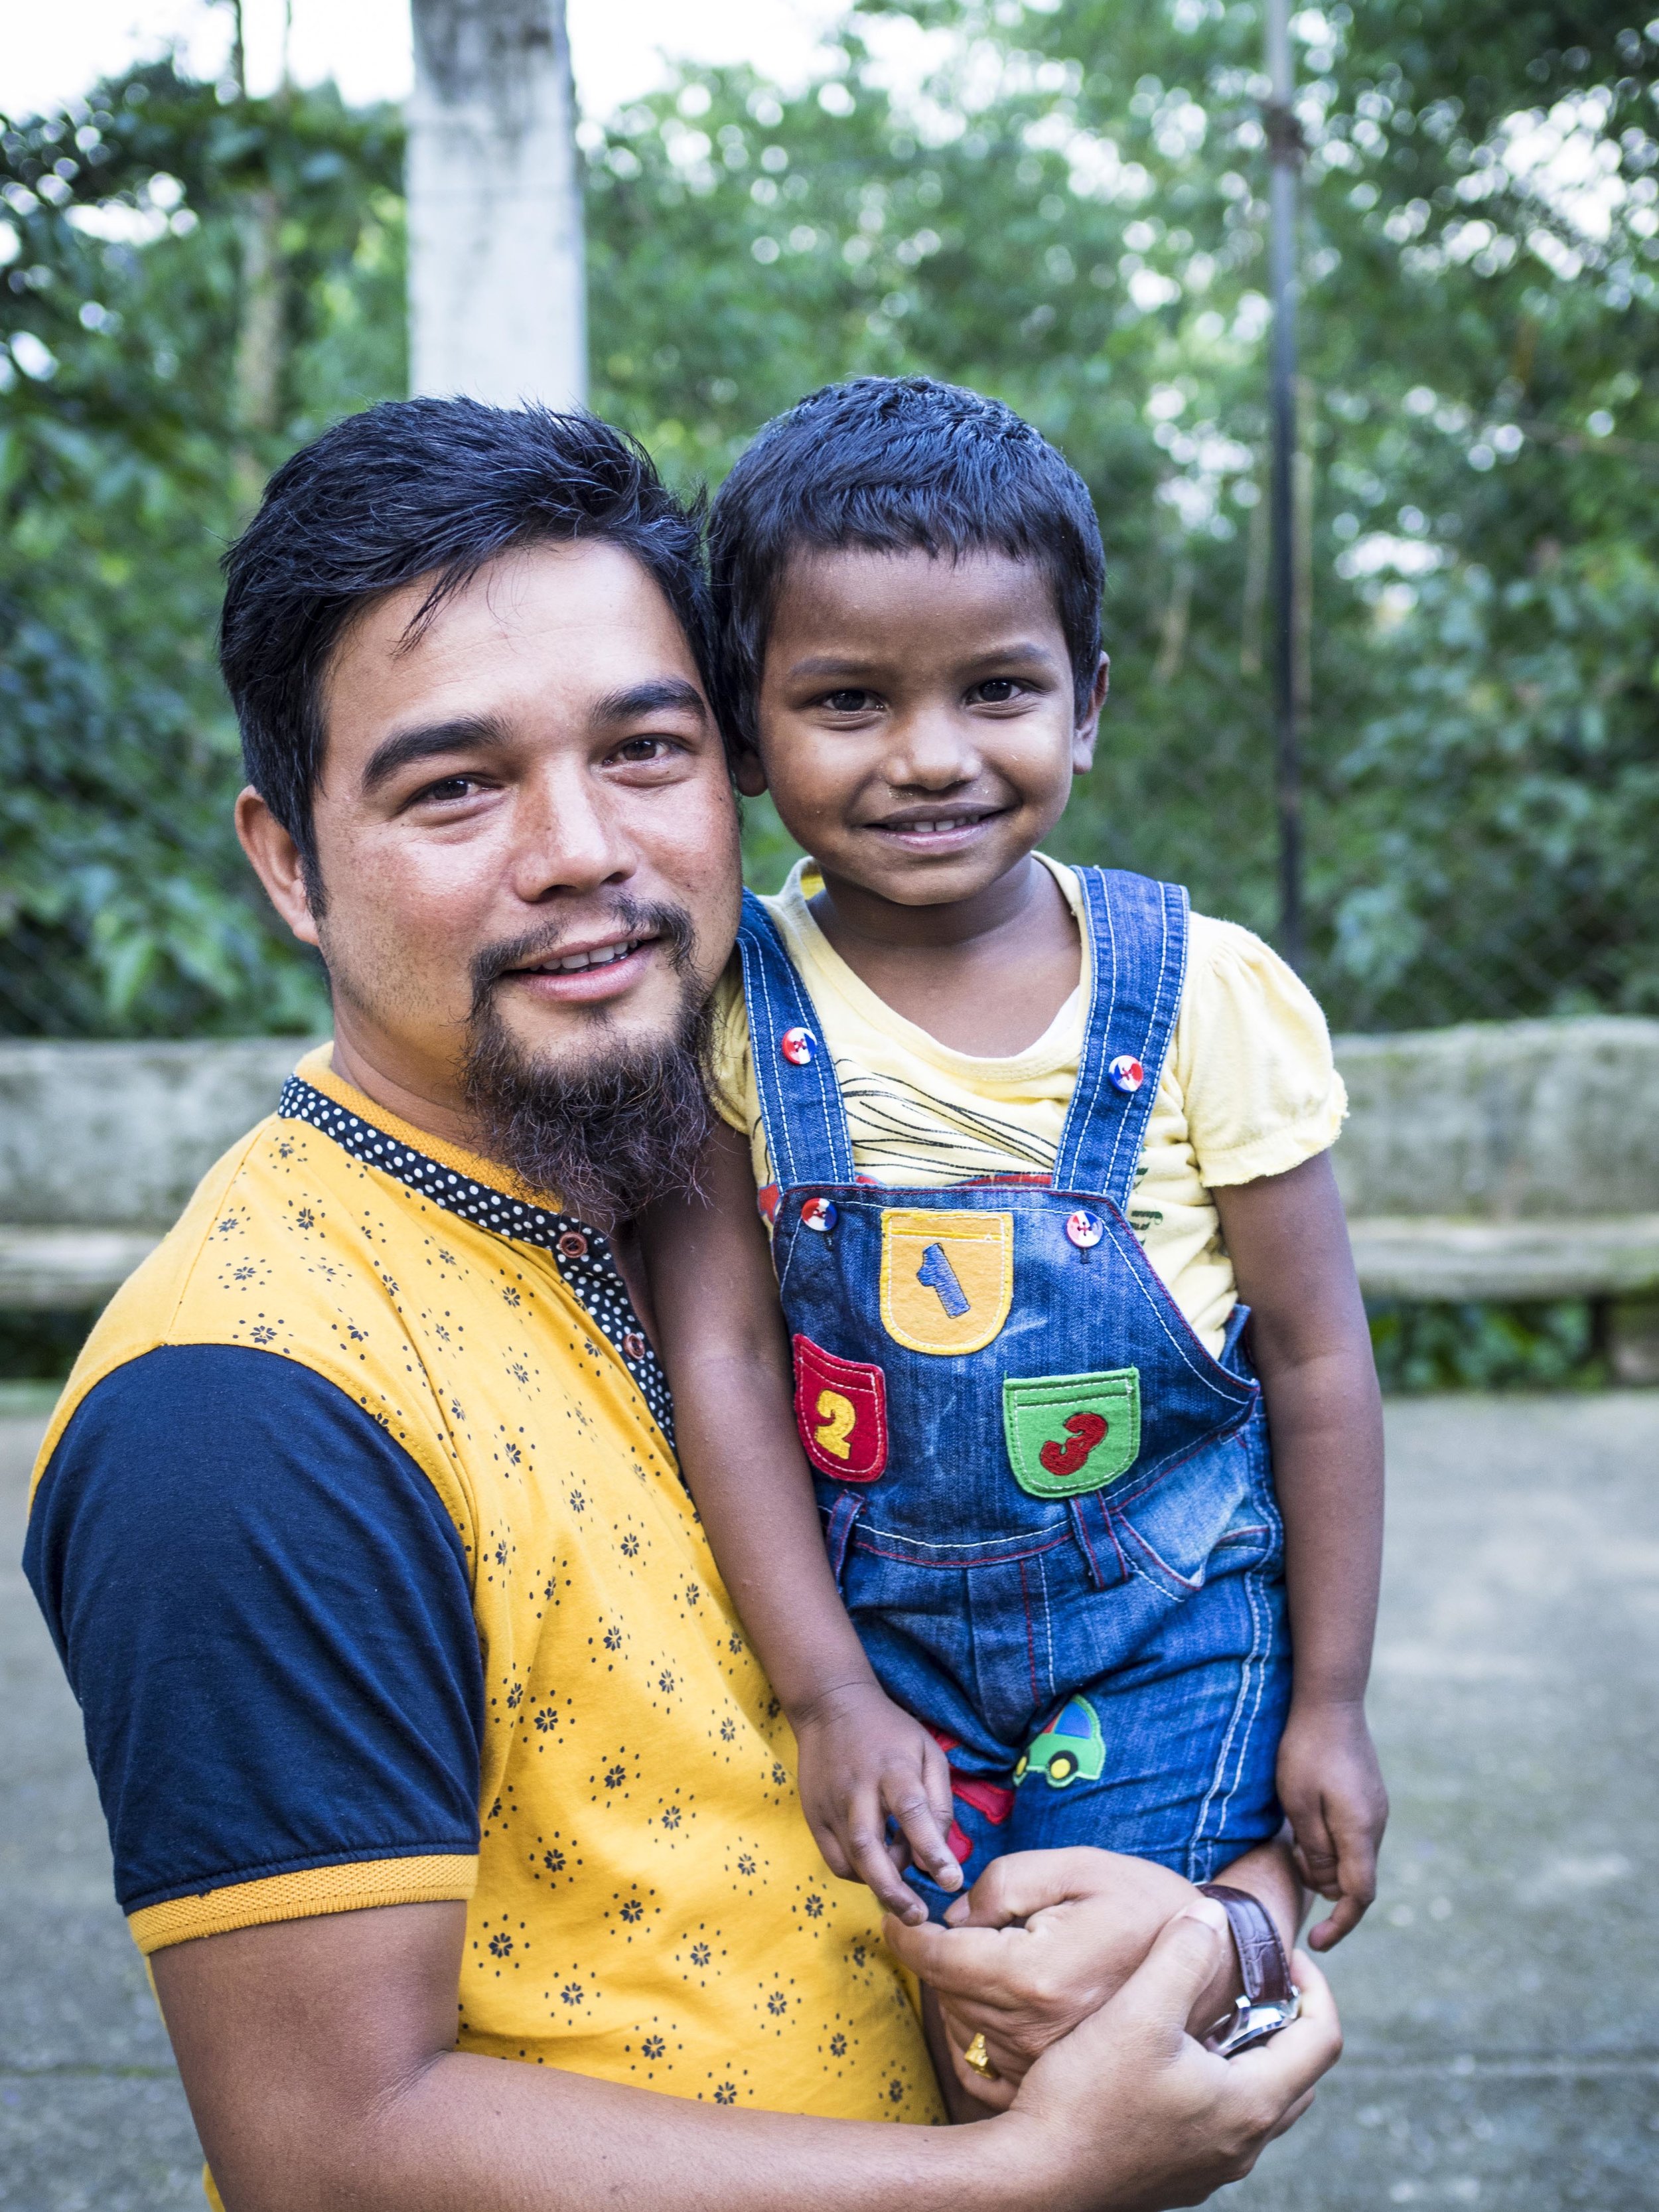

{"left": 3, "top": 1021, "right": 1657, "bottom": 1368}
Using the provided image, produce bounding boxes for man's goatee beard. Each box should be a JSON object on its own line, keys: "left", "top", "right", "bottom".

{"left": 460, "top": 912, "right": 716, "bottom": 1230}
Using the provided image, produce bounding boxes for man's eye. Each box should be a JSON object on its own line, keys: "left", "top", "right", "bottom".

{"left": 613, "top": 736, "right": 674, "bottom": 763}
{"left": 420, "top": 775, "right": 480, "bottom": 802}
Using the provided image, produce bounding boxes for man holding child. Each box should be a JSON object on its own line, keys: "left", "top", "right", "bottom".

{"left": 25, "top": 389, "right": 1349, "bottom": 2209}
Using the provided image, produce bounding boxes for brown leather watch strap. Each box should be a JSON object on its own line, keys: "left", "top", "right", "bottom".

{"left": 1197, "top": 1883, "right": 1295, "bottom": 2008}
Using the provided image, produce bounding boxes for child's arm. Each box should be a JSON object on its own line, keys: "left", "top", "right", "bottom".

{"left": 1213, "top": 1147, "right": 1389, "bottom": 1951}
{"left": 640, "top": 1121, "right": 963, "bottom": 1923}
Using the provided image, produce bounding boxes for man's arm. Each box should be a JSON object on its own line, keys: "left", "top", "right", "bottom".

{"left": 1214, "top": 1149, "right": 1389, "bottom": 1949}
{"left": 152, "top": 1893, "right": 1340, "bottom": 2212}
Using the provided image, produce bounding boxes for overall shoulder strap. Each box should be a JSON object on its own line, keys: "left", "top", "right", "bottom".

{"left": 733, "top": 888, "right": 855, "bottom": 1190}
{"left": 1052, "top": 867, "right": 1190, "bottom": 1207}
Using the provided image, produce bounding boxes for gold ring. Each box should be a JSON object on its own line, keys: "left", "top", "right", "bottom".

{"left": 962, "top": 2031, "right": 995, "bottom": 2079}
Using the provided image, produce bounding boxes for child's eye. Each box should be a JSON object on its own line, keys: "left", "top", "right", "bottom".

{"left": 821, "top": 689, "right": 879, "bottom": 714}
{"left": 971, "top": 679, "right": 1025, "bottom": 704}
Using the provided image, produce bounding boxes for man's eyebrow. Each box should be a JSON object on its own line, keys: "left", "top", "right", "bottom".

{"left": 360, "top": 716, "right": 508, "bottom": 794}
{"left": 589, "top": 678, "right": 708, "bottom": 727}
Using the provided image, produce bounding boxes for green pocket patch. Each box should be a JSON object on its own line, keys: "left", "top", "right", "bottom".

{"left": 1002, "top": 1369, "right": 1141, "bottom": 1498}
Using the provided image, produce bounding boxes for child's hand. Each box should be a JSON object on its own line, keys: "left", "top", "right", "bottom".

{"left": 790, "top": 1682, "right": 963, "bottom": 1925}
{"left": 1275, "top": 1698, "right": 1389, "bottom": 1951}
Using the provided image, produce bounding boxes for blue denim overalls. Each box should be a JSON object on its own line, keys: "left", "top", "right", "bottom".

{"left": 735, "top": 865, "right": 1290, "bottom": 1907}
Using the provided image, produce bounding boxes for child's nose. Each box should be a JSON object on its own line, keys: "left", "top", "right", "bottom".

{"left": 883, "top": 707, "right": 981, "bottom": 789}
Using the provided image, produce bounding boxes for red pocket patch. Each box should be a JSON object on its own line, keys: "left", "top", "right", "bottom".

{"left": 792, "top": 1336, "right": 888, "bottom": 1483}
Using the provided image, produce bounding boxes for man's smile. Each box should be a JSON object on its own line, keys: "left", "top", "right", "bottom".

{"left": 498, "top": 928, "right": 663, "bottom": 1004}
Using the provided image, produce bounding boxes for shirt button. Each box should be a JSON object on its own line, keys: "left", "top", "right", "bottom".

{"left": 1066, "top": 1209, "right": 1106, "bottom": 1250}
{"left": 557, "top": 1230, "right": 589, "bottom": 1259}
{"left": 780, "top": 1025, "right": 816, "bottom": 1067}
{"left": 1107, "top": 1053, "right": 1145, "bottom": 1094}
{"left": 622, "top": 1331, "right": 648, "bottom": 1361}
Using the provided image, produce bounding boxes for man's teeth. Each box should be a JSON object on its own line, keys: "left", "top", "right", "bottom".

{"left": 534, "top": 938, "right": 644, "bottom": 974}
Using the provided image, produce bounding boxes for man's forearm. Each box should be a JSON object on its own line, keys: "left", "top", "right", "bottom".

{"left": 157, "top": 1909, "right": 1017, "bottom": 2212}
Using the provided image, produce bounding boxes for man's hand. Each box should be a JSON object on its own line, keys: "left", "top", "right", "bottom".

{"left": 791, "top": 1682, "right": 963, "bottom": 1923}
{"left": 999, "top": 1903, "right": 1340, "bottom": 2209}
{"left": 891, "top": 1848, "right": 1198, "bottom": 2108}
{"left": 1275, "top": 1698, "right": 1388, "bottom": 1950}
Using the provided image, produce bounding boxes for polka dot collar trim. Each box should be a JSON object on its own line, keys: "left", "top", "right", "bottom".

{"left": 278, "top": 1074, "right": 674, "bottom": 1443}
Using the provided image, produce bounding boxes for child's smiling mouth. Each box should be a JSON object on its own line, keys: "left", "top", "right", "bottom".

{"left": 862, "top": 805, "right": 1008, "bottom": 852}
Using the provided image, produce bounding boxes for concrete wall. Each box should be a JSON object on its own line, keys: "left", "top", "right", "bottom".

{"left": 1330, "top": 1016, "right": 1659, "bottom": 1220}
{"left": 3, "top": 1017, "right": 1658, "bottom": 1252}
{"left": 0, "top": 1040, "right": 306, "bottom": 1230}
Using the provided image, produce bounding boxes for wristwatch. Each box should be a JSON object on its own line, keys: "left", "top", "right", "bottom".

{"left": 1196, "top": 1883, "right": 1301, "bottom": 2057}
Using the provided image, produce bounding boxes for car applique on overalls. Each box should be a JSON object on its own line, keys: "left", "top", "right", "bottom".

{"left": 1013, "top": 1696, "right": 1106, "bottom": 1789}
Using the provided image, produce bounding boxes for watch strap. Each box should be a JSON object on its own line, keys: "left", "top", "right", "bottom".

{"left": 1197, "top": 1883, "right": 1294, "bottom": 2008}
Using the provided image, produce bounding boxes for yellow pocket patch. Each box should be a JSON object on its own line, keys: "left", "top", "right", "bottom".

{"left": 880, "top": 1209, "right": 1014, "bottom": 1357}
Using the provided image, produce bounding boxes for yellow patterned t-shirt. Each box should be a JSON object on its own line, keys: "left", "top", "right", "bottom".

{"left": 25, "top": 1047, "right": 940, "bottom": 2136}
{"left": 711, "top": 859, "right": 1347, "bottom": 1356}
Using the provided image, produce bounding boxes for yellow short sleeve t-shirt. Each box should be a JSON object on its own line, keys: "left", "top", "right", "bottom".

{"left": 710, "top": 858, "right": 1346, "bottom": 1357}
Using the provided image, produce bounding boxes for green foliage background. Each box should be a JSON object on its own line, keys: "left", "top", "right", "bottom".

{"left": 3, "top": 1, "right": 1657, "bottom": 1040}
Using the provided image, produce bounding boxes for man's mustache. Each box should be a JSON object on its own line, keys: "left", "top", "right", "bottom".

{"left": 469, "top": 899, "right": 699, "bottom": 1009}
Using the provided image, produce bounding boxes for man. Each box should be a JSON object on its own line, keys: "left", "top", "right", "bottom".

{"left": 25, "top": 399, "right": 1336, "bottom": 2210}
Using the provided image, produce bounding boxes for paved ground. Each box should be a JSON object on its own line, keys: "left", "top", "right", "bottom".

{"left": 4, "top": 1390, "right": 1658, "bottom": 2210}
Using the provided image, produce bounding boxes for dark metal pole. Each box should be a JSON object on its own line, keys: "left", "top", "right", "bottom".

{"left": 1265, "top": 0, "right": 1303, "bottom": 968}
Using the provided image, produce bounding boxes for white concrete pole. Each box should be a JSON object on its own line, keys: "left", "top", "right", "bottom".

{"left": 407, "top": 0, "right": 587, "bottom": 408}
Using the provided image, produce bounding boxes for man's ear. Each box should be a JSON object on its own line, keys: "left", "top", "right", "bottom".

{"left": 733, "top": 747, "right": 769, "bottom": 799}
{"left": 1072, "top": 652, "right": 1110, "bottom": 774}
{"left": 236, "top": 787, "right": 321, "bottom": 948}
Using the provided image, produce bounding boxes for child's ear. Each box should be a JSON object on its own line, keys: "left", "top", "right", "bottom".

{"left": 1072, "top": 652, "right": 1110, "bottom": 773}
{"left": 734, "top": 747, "right": 769, "bottom": 798}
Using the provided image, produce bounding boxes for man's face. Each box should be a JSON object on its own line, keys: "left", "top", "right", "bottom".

{"left": 244, "top": 542, "right": 741, "bottom": 1121}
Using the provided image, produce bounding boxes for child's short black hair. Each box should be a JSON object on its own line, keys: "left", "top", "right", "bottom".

{"left": 707, "top": 376, "right": 1104, "bottom": 752}
{"left": 220, "top": 397, "right": 710, "bottom": 875}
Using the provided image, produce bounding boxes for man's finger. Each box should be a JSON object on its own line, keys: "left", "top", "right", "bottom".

{"left": 1073, "top": 1898, "right": 1232, "bottom": 2049}
{"left": 884, "top": 1913, "right": 1023, "bottom": 1997}
{"left": 944, "top": 1845, "right": 1110, "bottom": 1930}
{"left": 1225, "top": 1950, "right": 1342, "bottom": 2104}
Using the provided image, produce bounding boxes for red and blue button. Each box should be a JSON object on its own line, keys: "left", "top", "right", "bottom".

{"left": 1107, "top": 1053, "right": 1145, "bottom": 1094}
{"left": 780, "top": 1025, "right": 817, "bottom": 1067}
{"left": 800, "top": 1197, "right": 838, "bottom": 1234}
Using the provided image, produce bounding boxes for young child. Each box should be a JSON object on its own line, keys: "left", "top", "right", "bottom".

{"left": 644, "top": 376, "right": 1387, "bottom": 1956}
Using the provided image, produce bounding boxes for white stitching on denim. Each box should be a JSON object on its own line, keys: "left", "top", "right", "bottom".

{"left": 855, "top": 1518, "right": 1069, "bottom": 1549}
{"left": 1189, "top": 1568, "right": 1272, "bottom": 1878}
{"left": 1098, "top": 1214, "right": 1257, "bottom": 1401}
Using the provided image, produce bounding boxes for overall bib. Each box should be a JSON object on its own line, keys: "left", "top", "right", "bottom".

{"left": 736, "top": 866, "right": 1290, "bottom": 1907}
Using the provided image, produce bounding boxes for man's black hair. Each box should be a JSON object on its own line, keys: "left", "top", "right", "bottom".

{"left": 219, "top": 397, "right": 711, "bottom": 874}
{"left": 706, "top": 375, "right": 1104, "bottom": 753}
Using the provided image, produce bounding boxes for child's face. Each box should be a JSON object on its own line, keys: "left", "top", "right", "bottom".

{"left": 741, "top": 545, "right": 1107, "bottom": 911}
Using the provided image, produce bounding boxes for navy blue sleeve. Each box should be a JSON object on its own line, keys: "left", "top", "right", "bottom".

{"left": 25, "top": 1345, "right": 484, "bottom": 1917}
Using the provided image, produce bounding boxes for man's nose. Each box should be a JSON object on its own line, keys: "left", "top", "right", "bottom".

{"left": 507, "top": 762, "right": 636, "bottom": 903}
{"left": 882, "top": 705, "right": 982, "bottom": 790}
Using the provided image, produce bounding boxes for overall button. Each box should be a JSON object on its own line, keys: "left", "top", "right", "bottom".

{"left": 800, "top": 1197, "right": 837, "bottom": 1233}
{"left": 1107, "top": 1053, "right": 1145, "bottom": 1093}
{"left": 1065, "top": 1209, "right": 1105, "bottom": 1250}
{"left": 780, "top": 1025, "right": 817, "bottom": 1066}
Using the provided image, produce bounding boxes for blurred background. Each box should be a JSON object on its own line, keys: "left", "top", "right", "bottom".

{"left": 2, "top": 7, "right": 1658, "bottom": 2209}
{"left": 4, "top": 0, "right": 1658, "bottom": 1386}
